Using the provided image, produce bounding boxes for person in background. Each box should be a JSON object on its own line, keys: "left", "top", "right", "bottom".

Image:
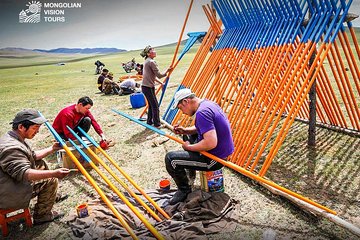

{"left": 94, "top": 60, "right": 105, "bottom": 74}
{"left": 0, "top": 109, "right": 70, "bottom": 225}
{"left": 102, "top": 72, "right": 120, "bottom": 95}
{"left": 164, "top": 88, "right": 234, "bottom": 205}
{"left": 135, "top": 63, "right": 143, "bottom": 75}
{"left": 52, "top": 96, "right": 106, "bottom": 141}
{"left": 118, "top": 78, "right": 141, "bottom": 95}
{"left": 97, "top": 68, "right": 109, "bottom": 92}
{"left": 140, "top": 45, "right": 172, "bottom": 128}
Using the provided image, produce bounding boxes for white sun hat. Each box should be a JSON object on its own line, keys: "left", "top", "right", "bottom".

{"left": 172, "top": 88, "right": 194, "bottom": 109}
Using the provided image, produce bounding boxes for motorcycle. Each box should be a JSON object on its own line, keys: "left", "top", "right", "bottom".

{"left": 122, "top": 58, "right": 136, "bottom": 73}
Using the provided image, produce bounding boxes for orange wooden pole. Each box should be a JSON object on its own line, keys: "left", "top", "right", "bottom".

{"left": 249, "top": 42, "right": 317, "bottom": 172}
{"left": 61, "top": 145, "right": 138, "bottom": 239}
{"left": 72, "top": 152, "right": 164, "bottom": 240}
{"left": 164, "top": 134, "right": 336, "bottom": 215}
{"left": 261, "top": 42, "right": 335, "bottom": 176}
{"left": 349, "top": 27, "right": 360, "bottom": 61}
{"left": 337, "top": 31, "right": 360, "bottom": 97}
{"left": 95, "top": 145, "right": 171, "bottom": 220}
{"left": 85, "top": 147, "right": 163, "bottom": 222}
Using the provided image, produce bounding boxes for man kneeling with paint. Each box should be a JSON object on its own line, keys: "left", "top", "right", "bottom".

{"left": 165, "top": 88, "right": 234, "bottom": 205}
{"left": 52, "top": 96, "right": 106, "bottom": 141}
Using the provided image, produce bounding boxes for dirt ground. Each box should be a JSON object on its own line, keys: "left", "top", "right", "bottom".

{"left": 4, "top": 87, "right": 360, "bottom": 240}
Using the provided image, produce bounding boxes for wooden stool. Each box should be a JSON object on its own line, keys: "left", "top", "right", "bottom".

{"left": 0, "top": 208, "right": 32, "bottom": 237}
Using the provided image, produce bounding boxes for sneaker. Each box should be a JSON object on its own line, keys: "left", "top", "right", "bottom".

{"left": 33, "top": 211, "right": 65, "bottom": 225}
{"left": 155, "top": 124, "right": 165, "bottom": 129}
{"left": 169, "top": 189, "right": 191, "bottom": 205}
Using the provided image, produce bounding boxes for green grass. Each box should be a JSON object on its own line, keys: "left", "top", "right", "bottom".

{"left": 0, "top": 43, "right": 198, "bottom": 136}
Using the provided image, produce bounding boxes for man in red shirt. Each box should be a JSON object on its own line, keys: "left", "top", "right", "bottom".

{"left": 52, "top": 96, "right": 106, "bottom": 141}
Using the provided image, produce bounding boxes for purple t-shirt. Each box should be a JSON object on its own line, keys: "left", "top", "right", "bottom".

{"left": 195, "top": 100, "right": 234, "bottom": 159}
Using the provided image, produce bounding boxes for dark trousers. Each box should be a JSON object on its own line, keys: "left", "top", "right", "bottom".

{"left": 59, "top": 117, "right": 91, "bottom": 140}
{"left": 142, "top": 86, "right": 161, "bottom": 127}
{"left": 120, "top": 87, "right": 135, "bottom": 95}
{"left": 165, "top": 135, "right": 223, "bottom": 191}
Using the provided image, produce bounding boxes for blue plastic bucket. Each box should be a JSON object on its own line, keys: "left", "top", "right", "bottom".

{"left": 130, "top": 92, "right": 146, "bottom": 109}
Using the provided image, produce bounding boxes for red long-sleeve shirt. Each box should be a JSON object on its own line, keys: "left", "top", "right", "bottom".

{"left": 52, "top": 104, "right": 103, "bottom": 140}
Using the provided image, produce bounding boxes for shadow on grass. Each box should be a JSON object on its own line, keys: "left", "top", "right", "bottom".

{"left": 124, "top": 128, "right": 154, "bottom": 145}
{"left": 263, "top": 122, "right": 360, "bottom": 215}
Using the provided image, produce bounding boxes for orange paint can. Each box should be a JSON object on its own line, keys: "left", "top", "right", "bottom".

{"left": 159, "top": 179, "right": 171, "bottom": 191}
{"left": 76, "top": 203, "right": 89, "bottom": 218}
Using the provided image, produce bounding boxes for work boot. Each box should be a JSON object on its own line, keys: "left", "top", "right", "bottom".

{"left": 170, "top": 173, "right": 191, "bottom": 205}
{"left": 169, "top": 189, "right": 191, "bottom": 205}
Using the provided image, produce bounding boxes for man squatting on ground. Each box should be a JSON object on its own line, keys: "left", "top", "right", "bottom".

{"left": 97, "top": 68, "right": 109, "bottom": 92}
{"left": 52, "top": 96, "right": 106, "bottom": 141}
{"left": 118, "top": 79, "right": 141, "bottom": 95}
{"left": 165, "top": 88, "right": 234, "bottom": 205}
{"left": 102, "top": 72, "right": 120, "bottom": 95}
{"left": 0, "top": 109, "right": 70, "bottom": 224}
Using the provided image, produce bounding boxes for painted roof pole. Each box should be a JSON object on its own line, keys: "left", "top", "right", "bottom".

{"left": 39, "top": 112, "right": 138, "bottom": 240}
{"left": 112, "top": 108, "right": 336, "bottom": 215}
{"left": 76, "top": 126, "right": 171, "bottom": 220}
{"left": 66, "top": 126, "right": 164, "bottom": 223}
{"left": 66, "top": 136, "right": 165, "bottom": 240}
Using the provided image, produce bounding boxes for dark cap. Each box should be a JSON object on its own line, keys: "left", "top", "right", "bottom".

{"left": 11, "top": 109, "right": 47, "bottom": 124}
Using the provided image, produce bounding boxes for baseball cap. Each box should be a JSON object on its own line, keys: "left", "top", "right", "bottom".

{"left": 10, "top": 109, "right": 47, "bottom": 124}
{"left": 172, "top": 88, "right": 194, "bottom": 109}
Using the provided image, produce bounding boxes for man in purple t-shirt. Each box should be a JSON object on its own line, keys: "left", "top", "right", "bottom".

{"left": 165, "top": 88, "right": 234, "bottom": 205}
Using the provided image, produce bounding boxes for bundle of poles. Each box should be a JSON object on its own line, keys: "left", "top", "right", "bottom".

{"left": 165, "top": 0, "right": 359, "bottom": 177}
{"left": 115, "top": 0, "right": 360, "bottom": 236}
{"left": 41, "top": 113, "right": 169, "bottom": 240}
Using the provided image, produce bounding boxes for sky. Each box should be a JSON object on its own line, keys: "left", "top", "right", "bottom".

{"left": 0, "top": 0, "right": 359, "bottom": 51}
{"left": 0, "top": 0, "right": 211, "bottom": 51}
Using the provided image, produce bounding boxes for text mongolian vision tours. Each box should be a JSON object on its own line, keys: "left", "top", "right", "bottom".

{"left": 43, "top": 3, "right": 81, "bottom": 8}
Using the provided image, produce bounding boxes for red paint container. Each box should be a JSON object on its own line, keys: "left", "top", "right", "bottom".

{"left": 159, "top": 179, "right": 171, "bottom": 191}
{"left": 76, "top": 203, "right": 89, "bottom": 218}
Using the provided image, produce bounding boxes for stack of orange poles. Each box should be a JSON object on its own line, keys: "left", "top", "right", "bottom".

{"left": 170, "top": 0, "right": 359, "bottom": 176}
